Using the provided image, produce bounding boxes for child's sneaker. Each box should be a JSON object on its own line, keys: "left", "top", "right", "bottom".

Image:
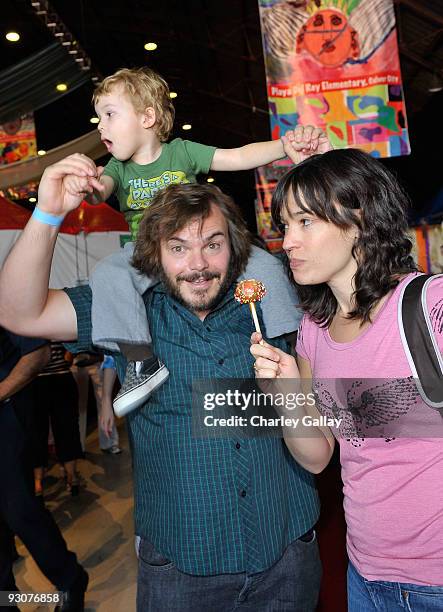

{"left": 113, "top": 357, "right": 169, "bottom": 417}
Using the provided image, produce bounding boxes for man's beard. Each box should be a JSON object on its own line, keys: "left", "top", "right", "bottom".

{"left": 159, "top": 260, "right": 238, "bottom": 313}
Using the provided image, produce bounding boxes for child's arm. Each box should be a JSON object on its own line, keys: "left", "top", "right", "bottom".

{"left": 211, "top": 125, "right": 332, "bottom": 171}
{"left": 211, "top": 139, "right": 284, "bottom": 171}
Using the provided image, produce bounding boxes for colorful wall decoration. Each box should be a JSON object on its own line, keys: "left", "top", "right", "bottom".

{"left": 255, "top": 168, "right": 281, "bottom": 252}
{"left": 0, "top": 113, "right": 36, "bottom": 166}
{"left": 409, "top": 224, "right": 443, "bottom": 274}
{"left": 256, "top": 0, "right": 410, "bottom": 250}
{"left": 0, "top": 113, "right": 38, "bottom": 201}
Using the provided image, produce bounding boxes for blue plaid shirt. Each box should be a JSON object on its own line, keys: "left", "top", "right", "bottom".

{"left": 65, "top": 283, "right": 319, "bottom": 576}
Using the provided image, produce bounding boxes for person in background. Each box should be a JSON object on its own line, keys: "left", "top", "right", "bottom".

{"left": 70, "top": 351, "right": 101, "bottom": 452}
{"left": 0, "top": 328, "right": 88, "bottom": 611}
{"left": 99, "top": 354, "right": 122, "bottom": 453}
{"left": 71, "top": 352, "right": 122, "bottom": 454}
{"left": 33, "top": 342, "right": 83, "bottom": 497}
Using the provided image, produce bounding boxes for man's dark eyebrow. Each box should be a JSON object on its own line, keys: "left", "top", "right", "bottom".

{"left": 167, "top": 231, "right": 225, "bottom": 244}
{"left": 202, "top": 231, "right": 225, "bottom": 242}
{"left": 167, "top": 237, "right": 187, "bottom": 244}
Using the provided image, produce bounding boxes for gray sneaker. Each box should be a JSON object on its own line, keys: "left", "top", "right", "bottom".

{"left": 113, "top": 357, "right": 169, "bottom": 417}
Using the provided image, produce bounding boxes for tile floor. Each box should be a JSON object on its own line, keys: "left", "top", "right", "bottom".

{"left": 15, "top": 423, "right": 136, "bottom": 611}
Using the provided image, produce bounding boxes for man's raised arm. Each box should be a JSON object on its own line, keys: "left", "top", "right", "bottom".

{"left": 0, "top": 154, "right": 101, "bottom": 340}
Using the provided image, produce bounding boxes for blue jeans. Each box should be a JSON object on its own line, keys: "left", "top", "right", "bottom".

{"left": 348, "top": 562, "right": 443, "bottom": 611}
{"left": 136, "top": 531, "right": 321, "bottom": 611}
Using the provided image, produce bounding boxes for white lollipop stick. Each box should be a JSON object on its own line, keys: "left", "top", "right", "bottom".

{"left": 249, "top": 302, "right": 264, "bottom": 345}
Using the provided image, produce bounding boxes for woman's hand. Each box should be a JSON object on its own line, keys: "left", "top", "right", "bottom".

{"left": 250, "top": 332, "right": 300, "bottom": 379}
{"left": 251, "top": 336, "right": 335, "bottom": 473}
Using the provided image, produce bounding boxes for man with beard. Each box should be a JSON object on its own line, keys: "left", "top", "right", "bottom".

{"left": 0, "top": 156, "right": 321, "bottom": 612}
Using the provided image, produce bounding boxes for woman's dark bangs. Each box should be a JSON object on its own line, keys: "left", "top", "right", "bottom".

{"left": 271, "top": 170, "right": 292, "bottom": 227}
{"left": 293, "top": 182, "right": 329, "bottom": 220}
{"left": 272, "top": 153, "right": 356, "bottom": 229}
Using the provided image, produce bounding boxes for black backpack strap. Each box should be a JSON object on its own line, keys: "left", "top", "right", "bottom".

{"left": 398, "top": 274, "right": 443, "bottom": 410}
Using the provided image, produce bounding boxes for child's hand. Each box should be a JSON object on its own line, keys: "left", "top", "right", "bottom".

{"left": 63, "top": 173, "right": 95, "bottom": 198}
{"left": 282, "top": 125, "right": 333, "bottom": 164}
{"left": 63, "top": 166, "right": 106, "bottom": 205}
{"left": 94, "top": 166, "right": 106, "bottom": 192}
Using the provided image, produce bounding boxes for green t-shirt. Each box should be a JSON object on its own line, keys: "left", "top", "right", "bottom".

{"left": 103, "top": 138, "right": 216, "bottom": 238}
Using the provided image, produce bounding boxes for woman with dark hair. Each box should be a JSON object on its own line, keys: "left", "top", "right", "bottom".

{"left": 251, "top": 147, "right": 443, "bottom": 611}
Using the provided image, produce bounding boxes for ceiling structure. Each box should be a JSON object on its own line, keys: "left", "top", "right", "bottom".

{"left": 1, "top": 0, "right": 442, "bottom": 223}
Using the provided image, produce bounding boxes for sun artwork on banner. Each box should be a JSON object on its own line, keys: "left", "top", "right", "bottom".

{"left": 262, "top": 0, "right": 394, "bottom": 70}
{"left": 296, "top": 8, "right": 360, "bottom": 67}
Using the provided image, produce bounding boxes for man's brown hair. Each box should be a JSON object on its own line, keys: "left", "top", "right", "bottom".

{"left": 92, "top": 67, "right": 175, "bottom": 142}
{"left": 132, "top": 183, "right": 251, "bottom": 280}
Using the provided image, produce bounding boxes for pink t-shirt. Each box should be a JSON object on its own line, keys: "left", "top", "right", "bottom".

{"left": 297, "top": 273, "right": 443, "bottom": 586}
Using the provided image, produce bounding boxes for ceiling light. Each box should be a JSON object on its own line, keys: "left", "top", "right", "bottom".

{"left": 90, "top": 117, "right": 99, "bottom": 124}
{"left": 47, "top": 22, "right": 57, "bottom": 27}
{"left": 68, "top": 49, "right": 78, "bottom": 54}
{"left": 31, "top": 1, "right": 40, "bottom": 6}
{"left": 54, "top": 32, "right": 64, "bottom": 37}
{"left": 182, "top": 123, "right": 192, "bottom": 130}
{"left": 169, "top": 92, "right": 177, "bottom": 99}
{"left": 61, "top": 40, "right": 71, "bottom": 46}
{"left": 6, "top": 32, "right": 20, "bottom": 42}
{"left": 206, "top": 177, "right": 215, "bottom": 183}
{"left": 144, "top": 42, "right": 158, "bottom": 51}
{"left": 56, "top": 83, "right": 67, "bottom": 92}
{"left": 37, "top": 150, "right": 47, "bottom": 156}
{"left": 29, "top": 197, "right": 37, "bottom": 203}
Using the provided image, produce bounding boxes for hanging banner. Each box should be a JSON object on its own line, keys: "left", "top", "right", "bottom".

{"left": 259, "top": 0, "right": 409, "bottom": 157}
{"left": 255, "top": 168, "right": 282, "bottom": 252}
{"left": 256, "top": 0, "right": 410, "bottom": 249}
{"left": 0, "top": 113, "right": 37, "bottom": 201}
{"left": 0, "top": 113, "right": 36, "bottom": 165}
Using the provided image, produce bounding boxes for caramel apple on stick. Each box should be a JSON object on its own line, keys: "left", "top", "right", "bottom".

{"left": 234, "top": 279, "right": 267, "bottom": 340}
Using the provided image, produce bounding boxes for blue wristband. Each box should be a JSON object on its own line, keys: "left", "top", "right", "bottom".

{"left": 32, "top": 207, "right": 65, "bottom": 227}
